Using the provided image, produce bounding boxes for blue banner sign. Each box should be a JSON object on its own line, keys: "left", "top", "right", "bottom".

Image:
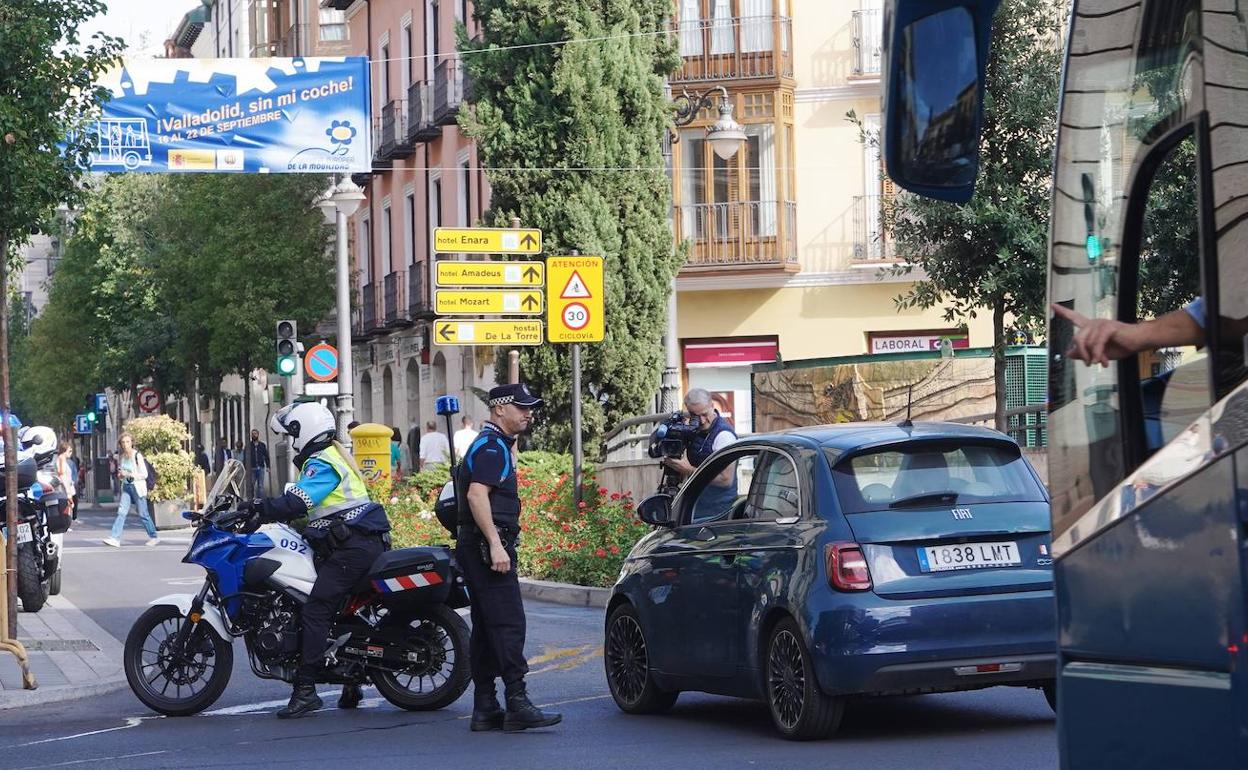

{"left": 89, "top": 57, "right": 372, "bottom": 174}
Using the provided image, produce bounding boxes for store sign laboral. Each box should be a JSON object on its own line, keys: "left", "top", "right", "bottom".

{"left": 88, "top": 57, "right": 371, "bottom": 174}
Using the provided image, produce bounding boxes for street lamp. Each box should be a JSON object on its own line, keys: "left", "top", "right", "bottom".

{"left": 672, "top": 85, "right": 747, "bottom": 160}
{"left": 315, "top": 177, "right": 366, "bottom": 444}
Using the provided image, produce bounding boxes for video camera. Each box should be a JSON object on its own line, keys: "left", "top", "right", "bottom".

{"left": 647, "top": 412, "right": 702, "bottom": 496}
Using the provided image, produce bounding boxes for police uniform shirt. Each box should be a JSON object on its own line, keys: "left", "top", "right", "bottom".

{"left": 465, "top": 423, "right": 521, "bottom": 529}
{"left": 260, "top": 450, "right": 389, "bottom": 536}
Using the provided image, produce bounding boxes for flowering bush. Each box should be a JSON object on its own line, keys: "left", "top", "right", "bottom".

{"left": 124, "top": 415, "right": 194, "bottom": 502}
{"left": 384, "top": 453, "right": 648, "bottom": 587}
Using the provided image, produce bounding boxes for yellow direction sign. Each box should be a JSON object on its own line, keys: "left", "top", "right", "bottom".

{"left": 434, "top": 227, "right": 542, "bottom": 255}
{"left": 547, "top": 255, "right": 605, "bottom": 343}
{"left": 436, "top": 261, "right": 545, "bottom": 287}
{"left": 435, "top": 289, "right": 544, "bottom": 315}
{"left": 434, "top": 320, "right": 543, "bottom": 346}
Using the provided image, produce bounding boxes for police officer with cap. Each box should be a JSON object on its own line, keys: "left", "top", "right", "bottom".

{"left": 240, "top": 400, "right": 391, "bottom": 719}
{"left": 457, "top": 383, "right": 561, "bottom": 732}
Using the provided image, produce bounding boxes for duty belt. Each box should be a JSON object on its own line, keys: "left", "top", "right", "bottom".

{"left": 306, "top": 503, "right": 374, "bottom": 532}
{"left": 458, "top": 524, "right": 519, "bottom": 546}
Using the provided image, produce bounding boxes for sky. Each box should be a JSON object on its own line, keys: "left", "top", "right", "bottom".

{"left": 78, "top": 0, "right": 202, "bottom": 57}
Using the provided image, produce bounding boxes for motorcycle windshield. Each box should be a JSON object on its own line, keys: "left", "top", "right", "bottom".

{"left": 202, "top": 459, "right": 245, "bottom": 515}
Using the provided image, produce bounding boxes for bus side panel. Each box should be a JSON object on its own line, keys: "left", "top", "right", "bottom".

{"left": 1056, "top": 456, "right": 1246, "bottom": 766}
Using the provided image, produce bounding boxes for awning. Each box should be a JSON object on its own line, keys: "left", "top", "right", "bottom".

{"left": 684, "top": 340, "right": 779, "bottom": 368}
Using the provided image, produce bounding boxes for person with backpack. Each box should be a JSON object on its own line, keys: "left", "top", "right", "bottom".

{"left": 103, "top": 432, "right": 159, "bottom": 547}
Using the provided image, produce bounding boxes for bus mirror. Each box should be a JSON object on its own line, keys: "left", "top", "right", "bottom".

{"left": 883, "top": 1, "right": 998, "bottom": 203}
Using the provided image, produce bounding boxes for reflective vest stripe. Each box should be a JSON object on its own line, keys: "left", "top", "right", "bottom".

{"left": 309, "top": 445, "right": 371, "bottom": 520}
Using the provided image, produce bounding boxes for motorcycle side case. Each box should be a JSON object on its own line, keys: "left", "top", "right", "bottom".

{"left": 42, "top": 492, "right": 71, "bottom": 534}
{"left": 367, "top": 546, "right": 452, "bottom": 607}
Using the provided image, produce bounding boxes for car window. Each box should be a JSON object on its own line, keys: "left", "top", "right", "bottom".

{"left": 827, "top": 441, "right": 1045, "bottom": 514}
{"left": 682, "top": 449, "right": 756, "bottom": 525}
{"left": 744, "top": 451, "right": 800, "bottom": 521}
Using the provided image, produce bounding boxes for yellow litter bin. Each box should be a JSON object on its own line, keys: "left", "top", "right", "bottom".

{"left": 349, "top": 423, "right": 394, "bottom": 488}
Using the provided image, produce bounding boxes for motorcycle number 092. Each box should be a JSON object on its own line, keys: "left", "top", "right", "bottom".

{"left": 278, "top": 537, "right": 308, "bottom": 555}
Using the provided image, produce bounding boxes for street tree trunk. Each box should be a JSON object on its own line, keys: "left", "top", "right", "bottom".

{"left": 1, "top": 233, "right": 20, "bottom": 632}
{"left": 993, "top": 300, "right": 1008, "bottom": 433}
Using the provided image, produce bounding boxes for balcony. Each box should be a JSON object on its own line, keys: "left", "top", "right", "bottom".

{"left": 383, "top": 270, "right": 411, "bottom": 327}
{"left": 355, "top": 283, "right": 380, "bottom": 340}
{"left": 377, "top": 99, "right": 414, "bottom": 160}
{"left": 853, "top": 195, "right": 895, "bottom": 261}
{"left": 852, "top": 9, "right": 883, "bottom": 77}
{"left": 409, "top": 268, "right": 435, "bottom": 320}
{"left": 370, "top": 119, "right": 394, "bottom": 171}
{"left": 433, "top": 58, "right": 468, "bottom": 125}
{"left": 672, "top": 14, "right": 793, "bottom": 83}
{"left": 675, "top": 200, "right": 797, "bottom": 270}
{"left": 407, "top": 82, "right": 442, "bottom": 143}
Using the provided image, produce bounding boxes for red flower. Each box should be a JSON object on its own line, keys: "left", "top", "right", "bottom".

{"left": 595, "top": 548, "right": 608, "bottom": 558}
{"left": 610, "top": 545, "right": 620, "bottom": 555}
{"left": 598, "top": 486, "right": 609, "bottom": 496}
{"left": 610, "top": 492, "right": 621, "bottom": 501}
{"left": 577, "top": 501, "right": 587, "bottom": 509}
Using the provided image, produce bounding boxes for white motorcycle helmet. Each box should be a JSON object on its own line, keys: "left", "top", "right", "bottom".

{"left": 270, "top": 401, "right": 336, "bottom": 453}
{"left": 18, "top": 425, "right": 58, "bottom": 464}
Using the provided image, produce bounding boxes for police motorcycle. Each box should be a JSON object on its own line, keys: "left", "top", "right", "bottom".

{"left": 0, "top": 425, "right": 71, "bottom": 612}
{"left": 123, "top": 459, "right": 472, "bottom": 716}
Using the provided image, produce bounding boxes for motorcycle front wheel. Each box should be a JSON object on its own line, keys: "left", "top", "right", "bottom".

{"left": 124, "top": 605, "right": 233, "bottom": 716}
{"left": 371, "top": 604, "right": 470, "bottom": 711}
{"left": 17, "top": 543, "right": 49, "bottom": 612}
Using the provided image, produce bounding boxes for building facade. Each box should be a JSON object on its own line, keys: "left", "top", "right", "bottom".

{"left": 668, "top": 0, "right": 992, "bottom": 434}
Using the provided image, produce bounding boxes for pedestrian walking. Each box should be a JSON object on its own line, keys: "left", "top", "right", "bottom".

{"left": 453, "top": 415, "right": 479, "bottom": 462}
{"left": 103, "top": 433, "right": 159, "bottom": 547}
{"left": 390, "top": 426, "right": 403, "bottom": 479}
{"left": 56, "top": 440, "right": 77, "bottom": 522}
{"left": 232, "top": 439, "right": 245, "bottom": 463}
{"left": 418, "top": 420, "right": 450, "bottom": 470}
{"left": 247, "top": 429, "right": 270, "bottom": 495}
{"left": 457, "top": 383, "right": 561, "bottom": 732}
{"left": 213, "top": 437, "right": 230, "bottom": 475}
{"left": 194, "top": 443, "right": 211, "bottom": 476}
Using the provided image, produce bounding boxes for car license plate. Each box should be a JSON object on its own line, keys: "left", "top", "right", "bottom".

{"left": 15, "top": 523, "right": 32, "bottom": 544}
{"left": 918, "top": 541, "right": 1021, "bottom": 572}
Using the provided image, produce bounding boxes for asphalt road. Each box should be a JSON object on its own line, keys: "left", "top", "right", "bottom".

{"left": 0, "top": 508, "right": 1058, "bottom": 769}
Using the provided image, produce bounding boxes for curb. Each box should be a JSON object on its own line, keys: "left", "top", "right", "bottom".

{"left": 519, "top": 577, "right": 609, "bottom": 609}
{"left": 0, "top": 675, "right": 128, "bottom": 711}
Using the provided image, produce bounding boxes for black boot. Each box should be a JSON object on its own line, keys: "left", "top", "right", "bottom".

{"left": 338, "top": 683, "right": 364, "bottom": 709}
{"left": 503, "top": 681, "right": 561, "bottom": 732}
{"left": 276, "top": 674, "right": 323, "bottom": 719}
{"left": 470, "top": 689, "right": 505, "bottom": 732}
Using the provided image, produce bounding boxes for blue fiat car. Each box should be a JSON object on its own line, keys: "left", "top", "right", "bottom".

{"left": 603, "top": 422, "right": 1055, "bottom": 740}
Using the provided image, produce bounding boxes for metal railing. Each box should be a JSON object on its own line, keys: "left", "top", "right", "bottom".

{"left": 675, "top": 200, "right": 797, "bottom": 267}
{"left": 378, "top": 100, "right": 412, "bottom": 160}
{"left": 672, "top": 15, "right": 793, "bottom": 82}
{"left": 407, "top": 82, "right": 441, "bottom": 142}
{"left": 408, "top": 267, "right": 434, "bottom": 318}
{"left": 853, "top": 194, "right": 895, "bottom": 260}
{"left": 383, "top": 270, "right": 407, "bottom": 326}
{"left": 852, "top": 9, "right": 883, "bottom": 76}
{"left": 433, "top": 58, "right": 468, "bottom": 125}
{"left": 361, "top": 283, "right": 379, "bottom": 334}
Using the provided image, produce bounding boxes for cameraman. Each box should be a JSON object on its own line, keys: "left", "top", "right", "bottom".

{"left": 661, "top": 389, "right": 738, "bottom": 518}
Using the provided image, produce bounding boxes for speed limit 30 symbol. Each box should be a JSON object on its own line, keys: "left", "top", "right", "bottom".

{"left": 561, "top": 302, "right": 590, "bottom": 330}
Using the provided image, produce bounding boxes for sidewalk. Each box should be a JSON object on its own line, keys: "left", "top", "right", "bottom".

{"left": 0, "top": 594, "right": 127, "bottom": 709}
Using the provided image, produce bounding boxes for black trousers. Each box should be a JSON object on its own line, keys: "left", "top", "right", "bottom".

{"left": 456, "top": 534, "right": 528, "bottom": 692}
{"left": 302, "top": 530, "right": 386, "bottom": 668}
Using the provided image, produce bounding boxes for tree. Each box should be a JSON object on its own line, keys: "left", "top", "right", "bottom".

{"left": 461, "top": 0, "right": 681, "bottom": 452}
{"left": 0, "top": 0, "right": 120, "bottom": 639}
{"left": 857, "top": 0, "right": 1066, "bottom": 430}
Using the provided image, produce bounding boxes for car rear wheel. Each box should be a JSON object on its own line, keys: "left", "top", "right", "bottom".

{"left": 604, "top": 604, "right": 678, "bottom": 714}
{"left": 765, "top": 618, "right": 843, "bottom": 740}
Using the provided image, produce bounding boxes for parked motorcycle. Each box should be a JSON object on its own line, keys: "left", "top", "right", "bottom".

{"left": 0, "top": 427, "right": 71, "bottom": 612}
{"left": 123, "top": 459, "right": 472, "bottom": 716}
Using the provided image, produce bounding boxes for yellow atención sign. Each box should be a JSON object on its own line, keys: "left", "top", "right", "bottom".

{"left": 435, "top": 289, "right": 544, "bottom": 315}
{"left": 435, "top": 261, "right": 545, "bottom": 287}
{"left": 434, "top": 320, "right": 544, "bottom": 346}
{"left": 433, "top": 227, "right": 542, "bottom": 254}
{"left": 546, "top": 255, "right": 605, "bottom": 343}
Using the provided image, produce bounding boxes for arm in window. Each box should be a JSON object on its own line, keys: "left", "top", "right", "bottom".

{"left": 709, "top": 431, "right": 738, "bottom": 487}
{"left": 1053, "top": 303, "right": 1204, "bottom": 366}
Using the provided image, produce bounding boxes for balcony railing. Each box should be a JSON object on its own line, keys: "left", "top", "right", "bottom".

{"left": 675, "top": 200, "right": 797, "bottom": 268}
{"left": 852, "top": 9, "right": 883, "bottom": 76}
{"left": 384, "top": 270, "right": 409, "bottom": 326}
{"left": 433, "top": 58, "right": 468, "bottom": 125}
{"left": 360, "top": 283, "right": 379, "bottom": 336}
{"left": 378, "top": 99, "right": 413, "bottom": 160}
{"left": 409, "top": 267, "right": 434, "bottom": 319}
{"left": 672, "top": 15, "right": 793, "bottom": 83}
{"left": 853, "top": 195, "right": 895, "bottom": 260}
{"left": 407, "top": 82, "right": 441, "bottom": 143}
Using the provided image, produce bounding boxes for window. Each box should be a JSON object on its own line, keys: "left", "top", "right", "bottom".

{"left": 401, "top": 21, "right": 413, "bottom": 95}
{"left": 711, "top": 0, "right": 734, "bottom": 55}
{"left": 428, "top": 177, "right": 442, "bottom": 234}
{"left": 683, "top": 450, "right": 755, "bottom": 525}
{"left": 739, "top": 0, "right": 773, "bottom": 54}
{"left": 320, "top": 9, "right": 347, "bottom": 41}
{"left": 744, "top": 450, "right": 799, "bottom": 521}
{"left": 679, "top": 0, "right": 702, "bottom": 57}
{"left": 381, "top": 205, "right": 393, "bottom": 276}
{"left": 458, "top": 158, "right": 471, "bottom": 226}
{"left": 745, "top": 124, "right": 776, "bottom": 236}
{"left": 829, "top": 442, "right": 1046, "bottom": 514}
{"left": 379, "top": 42, "right": 390, "bottom": 104}
{"left": 359, "top": 216, "right": 372, "bottom": 284}
{"left": 405, "top": 192, "right": 416, "bottom": 266}
{"left": 426, "top": 0, "right": 439, "bottom": 83}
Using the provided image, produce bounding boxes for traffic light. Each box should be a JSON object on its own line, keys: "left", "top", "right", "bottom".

{"left": 85, "top": 395, "right": 98, "bottom": 425}
{"left": 275, "top": 320, "right": 299, "bottom": 376}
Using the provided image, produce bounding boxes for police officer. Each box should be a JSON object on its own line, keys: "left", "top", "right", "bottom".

{"left": 661, "top": 388, "right": 738, "bottom": 518}
{"left": 241, "top": 401, "right": 391, "bottom": 719}
{"left": 457, "top": 383, "right": 561, "bottom": 732}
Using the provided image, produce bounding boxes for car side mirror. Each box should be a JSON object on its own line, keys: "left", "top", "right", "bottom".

{"left": 637, "top": 493, "right": 674, "bottom": 527}
{"left": 882, "top": 0, "right": 999, "bottom": 203}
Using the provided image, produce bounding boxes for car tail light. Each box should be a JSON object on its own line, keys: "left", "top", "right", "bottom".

{"left": 826, "top": 542, "right": 872, "bottom": 591}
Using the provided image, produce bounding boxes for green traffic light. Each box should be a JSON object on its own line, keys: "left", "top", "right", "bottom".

{"left": 277, "top": 355, "right": 298, "bottom": 376}
{"left": 87, "top": 411, "right": 97, "bottom": 423}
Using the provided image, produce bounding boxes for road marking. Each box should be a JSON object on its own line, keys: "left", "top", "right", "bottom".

{"left": 525, "top": 644, "right": 598, "bottom": 666}
{"left": 12, "top": 750, "right": 170, "bottom": 769}
{"left": 11, "top": 717, "right": 156, "bottom": 747}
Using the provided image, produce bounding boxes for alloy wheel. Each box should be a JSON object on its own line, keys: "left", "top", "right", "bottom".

{"left": 768, "top": 629, "right": 805, "bottom": 730}
{"left": 606, "top": 613, "right": 649, "bottom": 705}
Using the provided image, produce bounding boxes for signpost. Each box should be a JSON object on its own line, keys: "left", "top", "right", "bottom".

{"left": 434, "top": 320, "right": 544, "bottom": 346}
{"left": 304, "top": 342, "right": 340, "bottom": 382}
{"left": 435, "top": 289, "right": 544, "bottom": 315}
{"left": 546, "top": 256, "right": 604, "bottom": 343}
{"left": 137, "top": 386, "right": 162, "bottom": 415}
{"left": 433, "top": 227, "right": 542, "bottom": 255}
{"left": 436, "top": 261, "right": 544, "bottom": 287}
